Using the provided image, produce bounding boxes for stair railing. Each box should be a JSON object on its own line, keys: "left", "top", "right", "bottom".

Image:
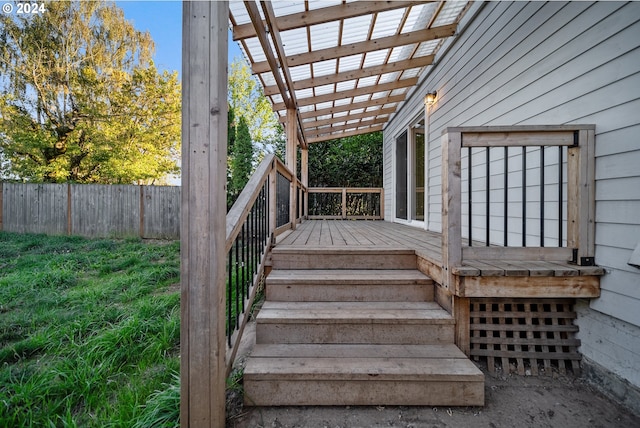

{"left": 224, "top": 153, "right": 304, "bottom": 371}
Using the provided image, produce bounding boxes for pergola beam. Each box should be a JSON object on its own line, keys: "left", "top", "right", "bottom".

{"left": 273, "top": 78, "right": 418, "bottom": 110}
{"left": 263, "top": 54, "right": 434, "bottom": 96}
{"left": 303, "top": 107, "right": 396, "bottom": 130}
{"left": 233, "top": 0, "right": 427, "bottom": 41}
{"left": 307, "top": 125, "right": 385, "bottom": 144}
{"left": 280, "top": 94, "right": 406, "bottom": 123}
{"left": 306, "top": 117, "right": 388, "bottom": 138}
{"left": 252, "top": 23, "right": 456, "bottom": 73}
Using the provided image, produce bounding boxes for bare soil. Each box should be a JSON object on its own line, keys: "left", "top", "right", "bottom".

{"left": 227, "top": 323, "right": 639, "bottom": 428}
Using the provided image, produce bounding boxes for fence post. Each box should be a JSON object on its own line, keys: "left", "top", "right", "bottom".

{"left": 139, "top": 185, "right": 144, "bottom": 238}
{"left": 0, "top": 182, "right": 3, "bottom": 231}
{"left": 341, "top": 188, "right": 347, "bottom": 219}
{"left": 67, "top": 183, "right": 72, "bottom": 235}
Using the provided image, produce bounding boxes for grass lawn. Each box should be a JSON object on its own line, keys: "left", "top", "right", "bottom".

{"left": 0, "top": 231, "right": 181, "bottom": 427}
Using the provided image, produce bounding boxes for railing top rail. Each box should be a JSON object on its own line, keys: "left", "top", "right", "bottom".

{"left": 308, "top": 187, "right": 383, "bottom": 193}
{"left": 443, "top": 124, "right": 595, "bottom": 134}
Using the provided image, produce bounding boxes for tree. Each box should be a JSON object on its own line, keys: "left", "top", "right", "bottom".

{"left": 228, "top": 57, "right": 280, "bottom": 147}
{"left": 229, "top": 116, "right": 254, "bottom": 204}
{"left": 308, "top": 132, "right": 383, "bottom": 187}
{"left": 0, "top": 1, "right": 180, "bottom": 183}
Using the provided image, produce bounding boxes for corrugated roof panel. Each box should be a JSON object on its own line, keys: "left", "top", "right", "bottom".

{"left": 352, "top": 94, "right": 371, "bottom": 103}
{"left": 415, "top": 40, "right": 440, "bottom": 57}
{"left": 434, "top": 1, "right": 467, "bottom": 26}
{"left": 333, "top": 99, "right": 351, "bottom": 107}
{"left": 316, "top": 101, "right": 335, "bottom": 110}
{"left": 335, "top": 80, "right": 356, "bottom": 92}
{"left": 337, "top": 54, "right": 363, "bottom": 73}
{"left": 350, "top": 108, "right": 365, "bottom": 115}
{"left": 260, "top": 71, "right": 277, "bottom": 87}
{"left": 402, "top": 3, "right": 435, "bottom": 33}
{"left": 312, "top": 59, "right": 337, "bottom": 76}
{"left": 379, "top": 72, "right": 400, "bottom": 84}
{"left": 371, "top": 92, "right": 389, "bottom": 100}
{"left": 365, "top": 105, "right": 382, "bottom": 113}
{"left": 271, "top": 94, "right": 284, "bottom": 104}
{"left": 244, "top": 38, "right": 266, "bottom": 62}
{"left": 371, "top": 8, "right": 405, "bottom": 39}
{"left": 401, "top": 68, "right": 420, "bottom": 79}
{"left": 296, "top": 88, "right": 314, "bottom": 99}
{"left": 313, "top": 84, "right": 334, "bottom": 96}
{"left": 356, "top": 76, "right": 378, "bottom": 88}
{"left": 281, "top": 27, "right": 310, "bottom": 56}
{"left": 362, "top": 49, "right": 389, "bottom": 67}
{"left": 390, "top": 88, "right": 408, "bottom": 96}
{"left": 271, "top": 1, "right": 306, "bottom": 16}
{"left": 299, "top": 105, "right": 315, "bottom": 114}
{"left": 333, "top": 111, "right": 348, "bottom": 118}
{"left": 289, "top": 64, "right": 311, "bottom": 81}
{"left": 309, "top": 21, "right": 341, "bottom": 51}
{"left": 341, "top": 15, "right": 372, "bottom": 44}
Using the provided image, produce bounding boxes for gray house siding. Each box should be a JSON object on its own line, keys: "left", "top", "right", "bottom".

{"left": 383, "top": 1, "right": 640, "bottom": 392}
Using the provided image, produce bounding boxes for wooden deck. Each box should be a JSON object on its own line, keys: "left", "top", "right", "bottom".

{"left": 276, "top": 220, "right": 603, "bottom": 299}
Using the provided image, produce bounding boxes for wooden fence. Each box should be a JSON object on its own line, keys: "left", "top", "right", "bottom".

{"left": 0, "top": 182, "right": 180, "bottom": 239}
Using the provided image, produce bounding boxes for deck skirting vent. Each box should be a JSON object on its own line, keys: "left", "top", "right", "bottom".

{"left": 470, "top": 298, "right": 581, "bottom": 376}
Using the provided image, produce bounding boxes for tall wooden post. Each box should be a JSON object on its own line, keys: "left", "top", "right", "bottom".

{"left": 286, "top": 108, "right": 297, "bottom": 229}
{"left": 301, "top": 147, "right": 309, "bottom": 218}
{"left": 181, "top": 2, "right": 228, "bottom": 427}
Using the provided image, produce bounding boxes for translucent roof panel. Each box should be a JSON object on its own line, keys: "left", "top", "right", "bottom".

{"left": 229, "top": 0, "right": 471, "bottom": 143}
{"left": 309, "top": 21, "right": 340, "bottom": 50}
{"left": 280, "top": 27, "right": 310, "bottom": 56}
{"left": 341, "top": 15, "right": 372, "bottom": 44}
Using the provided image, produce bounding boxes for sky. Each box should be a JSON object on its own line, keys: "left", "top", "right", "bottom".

{"left": 117, "top": 1, "right": 244, "bottom": 76}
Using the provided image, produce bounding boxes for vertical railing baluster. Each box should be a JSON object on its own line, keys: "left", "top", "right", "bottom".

{"left": 540, "top": 146, "right": 545, "bottom": 247}
{"left": 558, "top": 146, "right": 564, "bottom": 247}
{"left": 485, "top": 147, "right": 490, "bottom": 246}
{"left": 504, "top": 146, "right": 508, "bottom": 246}
{"left": 468, "top": 147, "right": 473, "bottom": 246}
{"left": 522, "top": 147, "right": 527, "bottom": 247}
{"left": 227, "top": 245, "right": 233, "bottom": 346}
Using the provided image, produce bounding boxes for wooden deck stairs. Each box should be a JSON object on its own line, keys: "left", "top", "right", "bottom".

{"left": 243, "top": 247, "right": 485, "bottom": 406}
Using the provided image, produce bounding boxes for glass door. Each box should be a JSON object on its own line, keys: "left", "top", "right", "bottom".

{"left": 395, "top": 127, "right": 426, "bottom": 226}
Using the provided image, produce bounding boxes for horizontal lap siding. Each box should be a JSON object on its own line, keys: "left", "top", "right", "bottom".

{"left": 383, "top": 1, "right": 640, "bottom": 387}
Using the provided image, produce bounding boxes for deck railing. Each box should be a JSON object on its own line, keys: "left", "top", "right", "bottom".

{"left": 224, "top": 153, "right": 304, "bottom": 370}
{"left": 441, "top": 125, "right": 596, "bottom": 289}
{"left": 308, "top": 187, "right": 384, "bottom": 220}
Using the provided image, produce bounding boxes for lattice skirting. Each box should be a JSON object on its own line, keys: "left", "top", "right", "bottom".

{"left": 470, "top": 298, "right": 581, "bottom": 376}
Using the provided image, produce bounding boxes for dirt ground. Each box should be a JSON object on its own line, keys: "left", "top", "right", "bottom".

{"left": 227, "top": 324, "right": 640, "bottom": 428}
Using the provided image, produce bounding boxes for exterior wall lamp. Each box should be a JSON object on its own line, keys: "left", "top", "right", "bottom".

{"left": 424, "top": 91, "right": 437, "bottom": 106}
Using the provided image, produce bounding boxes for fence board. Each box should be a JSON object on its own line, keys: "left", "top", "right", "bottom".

{"left": 143, "top": 185, "right": 181, "bottom": 239}
{"left": 71, "top": 185, "right": 140, "bottom": 237}
{"left": 2, "top": 183, "right": 67, "bottom": 234}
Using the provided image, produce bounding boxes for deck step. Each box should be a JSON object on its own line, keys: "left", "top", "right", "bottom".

{"left": 244, "top": 344, "right": 485, "bottom": 406}
{"left": 256, "top": 301, "right": 454, "bottom": 345}
{"left": 266, "top": 269, "right": 434, "bottom": 302}
{"left": 270, "top": 247, "right": 417, "bottom": 270}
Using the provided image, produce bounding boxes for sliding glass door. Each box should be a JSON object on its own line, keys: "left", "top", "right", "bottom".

{"left": 395, "top": 128, "right": 426, "bottom": 225}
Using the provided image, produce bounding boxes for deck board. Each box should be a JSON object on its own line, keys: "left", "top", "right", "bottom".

{"left": 274, "top": 220, "right": 602, "bottom": 299}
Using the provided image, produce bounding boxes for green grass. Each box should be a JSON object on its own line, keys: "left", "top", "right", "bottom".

{"left": 0, "top": 232, "right": 181, "bottom": 427}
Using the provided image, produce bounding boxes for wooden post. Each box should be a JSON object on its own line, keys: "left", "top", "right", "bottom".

{"left": 301, "top": 147, "right": 308, "bottom": 219}
{"left": 286, "top": 108, "right": 297, "bottom": 229}
{"left": 181, "top": 2, "right": 228, "bottom": 427}
{"left": 341, "top": 188, "right": 347, "bottom": 219}
{"left": 0, "top": 182, "right": 3, "bottom": 231}
{"left": 454, "top": 296, "right": 471, "bottom": 356}
{"left": 441, "top": 129, "right": 462, "bottom": 292}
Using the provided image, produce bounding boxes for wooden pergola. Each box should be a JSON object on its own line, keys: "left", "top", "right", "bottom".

{"left": 181, "top": 1, "right": 471, "bottom": 426}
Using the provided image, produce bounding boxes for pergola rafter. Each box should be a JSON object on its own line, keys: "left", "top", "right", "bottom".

{"left": 229, "top": 0, "right": 470, "bottom": 145}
